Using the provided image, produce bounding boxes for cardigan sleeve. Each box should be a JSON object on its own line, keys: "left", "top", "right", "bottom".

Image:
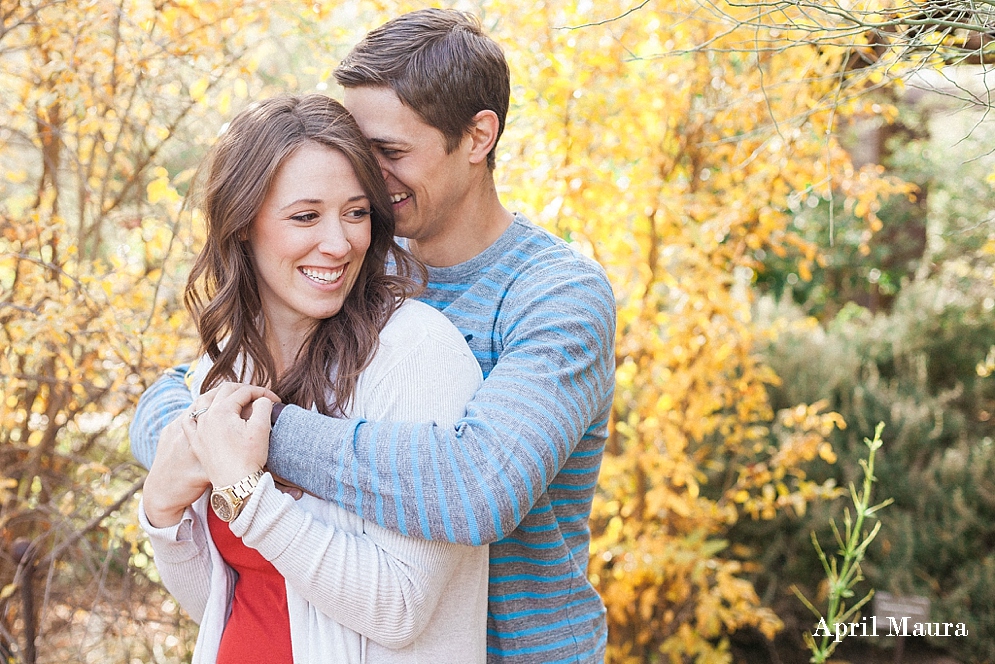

{"left": 229, "top": 316, "right": 484, "bottom": 648}
{"left": 138, "top": 495, "right": 214, "bottom": 624}
{"left": 232, "top": 475, "right": 472, "bottom": 648}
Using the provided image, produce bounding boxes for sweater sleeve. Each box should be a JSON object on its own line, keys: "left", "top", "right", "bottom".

{"left": 233, "top": 476, "right": 470, "bottom": 649}
{"left": 138, "top": 496, "right": 214, "bottom": 623}
{"left": 231, "top": 322, "right": 483, "bottom": 648}
{"left": 129, "top": 366, "right": 193, "bottom": 470}
{"left": 266, "top": 262, "right": 616, "bottom": 545}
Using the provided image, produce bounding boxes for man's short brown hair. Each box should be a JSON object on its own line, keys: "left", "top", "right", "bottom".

{"left": 334, "top": 8, "right": 510, "bottom": 170}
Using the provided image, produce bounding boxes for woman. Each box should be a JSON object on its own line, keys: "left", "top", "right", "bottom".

{"left": 139, "top": 94, "right": 487, "bottom": 663}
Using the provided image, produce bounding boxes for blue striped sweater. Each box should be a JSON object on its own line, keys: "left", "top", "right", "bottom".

{"left": 130, "top": 214, "right": 616, "bottom": 663}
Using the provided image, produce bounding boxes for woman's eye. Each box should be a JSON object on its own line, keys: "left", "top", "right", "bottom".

{"left": 346, "top": 208, "right": 371, "bottom": 221}
{"left": 291, "top": 212, "right": 318, "bottom": 223}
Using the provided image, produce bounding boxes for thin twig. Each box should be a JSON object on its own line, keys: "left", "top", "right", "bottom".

{"left": 557, "top": 0, "right": 652, "bottom": 30}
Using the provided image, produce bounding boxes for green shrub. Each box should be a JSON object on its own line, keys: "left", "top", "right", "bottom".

{"left": 739, "top": 271, "right": 995, "bottom": 662}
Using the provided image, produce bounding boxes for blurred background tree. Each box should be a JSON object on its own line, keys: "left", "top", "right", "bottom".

{"left": 2, "top": 1, "right": 992, "bottom": 663}
{"left": 0, "top": 1, "right": 336, "bottom": 660}
{"left": 743, "top": 66, "right": 995, "bottom": 663}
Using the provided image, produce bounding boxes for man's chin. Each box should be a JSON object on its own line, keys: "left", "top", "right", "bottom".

{"left": 394, "top": 220, "right": 417, "bottom": 240}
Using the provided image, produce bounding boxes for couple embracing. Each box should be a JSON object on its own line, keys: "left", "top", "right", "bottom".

{"left": 132, "top": 9, "right": 615, "bottom": 664}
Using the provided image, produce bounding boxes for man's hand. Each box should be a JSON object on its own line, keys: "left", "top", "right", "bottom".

{"left": 186, "top": 383, "right": 278, "bottom": 489}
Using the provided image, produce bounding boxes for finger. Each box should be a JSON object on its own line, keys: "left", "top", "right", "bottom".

{"left": 247, "top": 396, "right": 274, "bottom": 428}
{"left": 180, "top": 409, "right": 200, "bottom": 449}
{"left": 271, "top": 472, "right": 308, "bottom": 500}
{"left": 190, "top": 383, "right": 281, "bottom": 419}
{"left": 253, "top": 384, "right": 281, "bottom": 403}
{"left": 190, "top": 381, "right": 253, "bottom": 408}
{"left": 214, "top": 381, "right": 246, "bottom": 399}
{"left": 273, "top": 480, "right": 303, "bottom": 500}
{"left": 195, "top": 382, "right": 237, "bottom": 410}
{"left": 214, "top": 385, "right": 281, "bottom": 414}
{"left": 187, "top": 386, "right": 220, "bottom": 415}
{"left": 215, "top": 381, "right": 280, "bottom": 403}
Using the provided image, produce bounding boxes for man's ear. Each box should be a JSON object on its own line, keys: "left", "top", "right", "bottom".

{"left": 466, "top": 110, "right": 500, "bottom": 165}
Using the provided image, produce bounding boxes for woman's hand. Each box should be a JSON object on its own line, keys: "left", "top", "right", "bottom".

{"left": 143, "top": 414, "right": 212, "bottom": 528}
{"left": 186, "top": 383, "right": 278, "bottom": 489}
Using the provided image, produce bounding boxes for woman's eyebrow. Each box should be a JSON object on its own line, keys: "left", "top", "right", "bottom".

{"left": 279, "top": 195, "right": 369, "bottom": 212}
{"left": 279, "top": 198, "right": 323, "bottom": 212}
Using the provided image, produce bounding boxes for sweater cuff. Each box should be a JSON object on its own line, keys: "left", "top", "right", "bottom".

{"left": 139, "top": 496, "right": 208, "bottom": 563}
{"left": 267, "top": 405, "right": 353, "bottom": 501}
{"left": 228, "top": 472, "right": 306, "bottom": 562}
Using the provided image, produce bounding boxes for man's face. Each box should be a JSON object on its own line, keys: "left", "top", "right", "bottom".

{"left": 343, "top": 86, "right": 472, "bottom": 253}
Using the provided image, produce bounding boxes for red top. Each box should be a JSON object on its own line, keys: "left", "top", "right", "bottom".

{"left": 208, "top": 508, "right": 293, "bottom": 662}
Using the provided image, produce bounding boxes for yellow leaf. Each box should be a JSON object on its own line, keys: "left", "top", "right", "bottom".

{"left": 146, "top": 177, "right": 174, "bottom": 205}
{"left": 798, "top": 261, "right": 812, "bottom": 282}
{"left": 77, "top": 462, "right": 111, "bottom": 476}
{"left": 218, "top": 89, "right": 232, "bottom": 116}
{"left": 190, "top": 77, "right": 209, "bottom": 102}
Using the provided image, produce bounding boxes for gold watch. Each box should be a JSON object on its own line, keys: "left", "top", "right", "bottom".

{"left": 210, "top": 469, "right": 264, "bottom": 523}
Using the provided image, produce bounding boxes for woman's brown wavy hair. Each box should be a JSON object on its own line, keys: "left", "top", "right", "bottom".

{"left": 184, "top": 94, "right": 423, "bottom": 415}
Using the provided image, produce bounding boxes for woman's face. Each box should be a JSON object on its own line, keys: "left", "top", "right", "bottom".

{"left": 248, "top": 142, "right": 372, "bottom": 337}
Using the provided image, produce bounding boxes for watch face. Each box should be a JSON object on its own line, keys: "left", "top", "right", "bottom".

{"left": 211, "top": 491, "right": 234, "bottom": 522}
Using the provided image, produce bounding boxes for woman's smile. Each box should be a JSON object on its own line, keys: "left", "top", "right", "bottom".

{"left": 299, "top": 265, "right": 347, "bottom": 286}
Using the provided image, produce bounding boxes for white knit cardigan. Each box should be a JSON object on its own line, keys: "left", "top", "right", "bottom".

{"left": 140, "top": 299, "right": 488, "bottom": 663}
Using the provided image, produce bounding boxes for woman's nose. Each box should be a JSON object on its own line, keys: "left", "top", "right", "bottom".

{"left": 317, "top": 221, "right": 351, "bottom": 256}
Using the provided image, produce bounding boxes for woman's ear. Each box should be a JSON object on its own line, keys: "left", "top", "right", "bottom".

{"left": 466, "top": 110, "right": 500, "bottom": 166}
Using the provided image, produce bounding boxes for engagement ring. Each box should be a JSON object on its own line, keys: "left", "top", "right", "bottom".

{"left": 189, "top": 406, "right": 209, "bottom": 422}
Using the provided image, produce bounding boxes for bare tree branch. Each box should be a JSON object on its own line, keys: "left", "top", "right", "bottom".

{"left": 42, "top": 478, "right": 144, "bottom": 567}
{"left": 556, "top": 0, "right": 653, "bottom": 29}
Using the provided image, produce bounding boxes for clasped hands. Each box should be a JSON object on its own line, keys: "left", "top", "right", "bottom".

{"left": 142, "top": 383, "right": 286, "bottom": 528}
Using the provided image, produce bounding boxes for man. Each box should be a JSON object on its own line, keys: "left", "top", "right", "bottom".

{"left": 132, "top": 9, "right": 615, "bottom": 662}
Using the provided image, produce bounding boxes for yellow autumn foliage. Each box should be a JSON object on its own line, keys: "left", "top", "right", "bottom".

{"left": 1, "top": 1, "right": 920, "bottom": 661}
{"left": 0, "top": 1, "right": 289, "bottom": 659}
{"left": 474, "top": 2, "right": 908, "bottom": 660}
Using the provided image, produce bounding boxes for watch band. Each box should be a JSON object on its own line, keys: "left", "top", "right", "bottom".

{"left": 219, "top": 468, "right": 265, "bottom": 499}
{"left": 211, "top": 469, "right": 264, "bottom": 522}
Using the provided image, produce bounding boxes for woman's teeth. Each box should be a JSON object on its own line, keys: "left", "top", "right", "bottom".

{"left": 390, "top": 193, "right": 409, "bottom": 203}
{"left": 301, "top": 267, "right": 344, "bottom": 284}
